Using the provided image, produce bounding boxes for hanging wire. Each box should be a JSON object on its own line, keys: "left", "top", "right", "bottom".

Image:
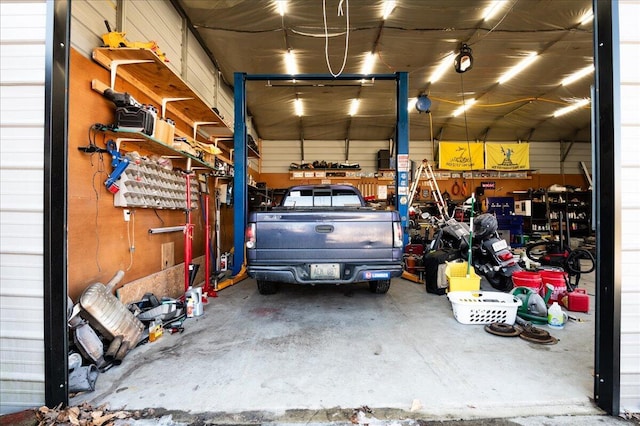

{"left": 323, "top": 0, "right": 350, "bottom": 77}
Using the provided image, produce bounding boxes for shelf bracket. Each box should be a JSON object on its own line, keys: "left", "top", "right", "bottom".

{"left": 110, "top": 59, "right": 153, "bottom": 89}
{"left": 161, "top": 97, "right": 193, "bottom": 119}
{"left": 193, "top": 121, "right": 219, "bottom": 142}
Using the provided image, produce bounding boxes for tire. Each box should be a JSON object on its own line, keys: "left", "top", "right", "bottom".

{"left": 487, "top": 274, "right": 513, "bottom": 292}
{"left": 257, "top": 280, "right": 278, "bottom": 295}
{"left": 369, "top": 279, "right": 391, "bottom": 294}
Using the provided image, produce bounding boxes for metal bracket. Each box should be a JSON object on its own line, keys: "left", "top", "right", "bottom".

{"left": 110, "top": 59, "right": 153, "bottom": 89}
{"left": 161, "top": 97, "right": 193, "bottom": 118}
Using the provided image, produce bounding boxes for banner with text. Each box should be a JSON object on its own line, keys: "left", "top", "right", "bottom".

{"left": 438, "top": 142, "right": 484, "bottom": 170}
{"left": 485, "top": 143, "right": 530, "bottom": 170}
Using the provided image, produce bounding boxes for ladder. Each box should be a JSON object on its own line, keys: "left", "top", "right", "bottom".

{"left": 408, "top": 159, "right": 450, "bottom": 220}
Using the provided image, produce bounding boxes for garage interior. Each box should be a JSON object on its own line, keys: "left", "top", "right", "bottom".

{"left": 62, "top": 0, "right": 604, "bottom": 421}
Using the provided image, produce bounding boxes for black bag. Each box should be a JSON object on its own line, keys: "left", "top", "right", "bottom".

{"left": 424, "top": 248, "right": 459, "bottom": 295}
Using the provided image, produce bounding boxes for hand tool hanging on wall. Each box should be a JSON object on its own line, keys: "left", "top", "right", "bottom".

{"left": 104, "top": 139, "right": 129, "bottom": 193}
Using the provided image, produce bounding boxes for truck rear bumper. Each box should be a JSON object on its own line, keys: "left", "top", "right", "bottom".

{"left": 247, "top": 263, "right": 403, "bottom": 285}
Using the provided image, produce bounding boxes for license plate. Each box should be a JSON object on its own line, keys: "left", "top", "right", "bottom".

{"left": 310, "top": 263, "right": 340, "bottom": 279}
{"left": 492, "top": 239, "right": 508, "bottom": 252}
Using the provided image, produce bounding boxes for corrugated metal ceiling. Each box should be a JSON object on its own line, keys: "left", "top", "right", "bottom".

{"left": 177, "top": 0, "right": 593, "bottom": 143}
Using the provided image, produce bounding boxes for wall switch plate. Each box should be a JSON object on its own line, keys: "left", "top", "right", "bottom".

{"left": 123, "top": 209, "right": 131, "bottom": 222}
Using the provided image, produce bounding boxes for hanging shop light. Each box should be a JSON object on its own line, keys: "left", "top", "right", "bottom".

{"left": 553, "top": 98, "right": 590, "bottom": 118}
{"left": 382, "top": 0, "right": 396, "bottom": 20}
{"left": 454, "top": 44, "right": 473, "bottom": 74}
{"left": 561, "top": 64, "right": 594, "bottom": 86}
{"left": 294, "top": 98, "right": 304, "bottom": 116}
{"left": 285, "top": 49, "right": 298, "bottom": 75}
{"left": 349, "top": 99, "right": 360, "bottom": 116}
{"left": 498, "top": 52, "right": 538, "bottom": 84}
{"left": 429, "top": 51, "right": 455, "bottom": 83}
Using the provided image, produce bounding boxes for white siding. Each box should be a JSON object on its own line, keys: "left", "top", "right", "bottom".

{"left": 0, "top": 0, "right": 46, "bottom": 414}
{"left": 70, "top": 0, "right": 116, "bottom": 57}
{"left": 619, "top": 0, "right": 640, "bottom": 413}
{"left": 260, "top": 139, "right": 591, "bottom": 175}
{"left": 184, "top": 31, "right": 215, "bottom": 109}
{"left": 123, "top": 0, "right": 183, "bottom": 75}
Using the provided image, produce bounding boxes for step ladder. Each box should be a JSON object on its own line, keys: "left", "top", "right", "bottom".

{"left": 408, "top": 159, "right": 451, "bottom": 220}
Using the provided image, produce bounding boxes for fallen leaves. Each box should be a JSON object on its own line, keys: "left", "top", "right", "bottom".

{"left": 35, "top": 402, "right": 138, "bottom": 426}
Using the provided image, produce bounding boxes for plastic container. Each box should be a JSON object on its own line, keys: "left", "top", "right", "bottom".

{"left": 547, "top": 301, "right": 568, "bottom": 329}
{"left": 447, "top": 291, "right": 522, "bottom": 325}
{"left": 445, "top": 261, "right": 481, "bottom": 292}
{"left": 539, "top": 270, "right": 568, "bottom": 303}
{"left": 512, "top": 270, "right": 543, "bottom": 294}
{"left": 559, "top": 288, "right": 590, "bottom": 312}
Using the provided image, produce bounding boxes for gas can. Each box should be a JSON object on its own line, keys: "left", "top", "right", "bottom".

{"left": 559, "top": 288, "right": 590, "bottom": 312}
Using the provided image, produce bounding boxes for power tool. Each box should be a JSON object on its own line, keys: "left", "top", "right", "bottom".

{"left": 104, "top": 140, "right": 129, "bottom": 194}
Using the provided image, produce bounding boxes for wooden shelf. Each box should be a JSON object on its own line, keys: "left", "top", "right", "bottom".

{"left": 92, "top": 47, "right": 232, "bottom": 139}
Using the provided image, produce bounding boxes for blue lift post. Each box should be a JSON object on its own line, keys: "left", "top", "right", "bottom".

{"left": 231, "top": 72, "right": 410, "bottom": 275}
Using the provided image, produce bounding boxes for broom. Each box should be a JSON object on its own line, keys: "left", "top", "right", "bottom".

{"left": 467, "top": 193, "right": 475, "bottom": 277}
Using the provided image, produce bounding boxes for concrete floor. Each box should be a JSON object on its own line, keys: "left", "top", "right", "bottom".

{"left": 71, "top": 270, "right": 605, "bottom": 423}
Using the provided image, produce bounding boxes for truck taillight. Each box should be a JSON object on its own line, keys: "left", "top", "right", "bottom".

{"left": 393, "top": 221, "right": 403, "bottom": 248}
{"left": 246, "top": 223, "right": 256, "bottom": 249}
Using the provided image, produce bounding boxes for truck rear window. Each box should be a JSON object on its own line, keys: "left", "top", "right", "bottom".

{"left": 283, "top": 188, "right": 363, "bottom": 207}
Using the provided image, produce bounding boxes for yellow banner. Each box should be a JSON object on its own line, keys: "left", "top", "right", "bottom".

{"left": 438, "top": 142, "right": 484, "bottom": 170}
{"left": 485, "top": 143, "right": 530, "bottom": 170}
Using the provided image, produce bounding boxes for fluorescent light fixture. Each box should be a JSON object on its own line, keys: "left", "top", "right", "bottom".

{"left": 285, "top": 49, "right": 298, "bottom": 75}
{"left": 579, "top": 10, "right": 593, "bottom": 26}
{"left": 361, "top": 52, "right": 376, "bottom": 75}
{"left": 349, "top": 99, "right": 360, "bottom": 116}
{"left": 275, "top": 0, "right": 287, "bottom": 16}
{"left": 482, "top": 1, "right": 505, "bottom": 20}
{"left": 294, "top": 98, "right": 303, "bottom": 116}
{"left": 553, "top": 98, "right": 590, "bottom": 117}
{"left": 382, "top": 0, "right": 396, "bottom": 19}
{"left": 561, "top": 64, "right": 594, "bottom": 86}
{"left": 452, "top": 98, "right": 476, "bottom": 117}
{"left": 408, "top": 97, "right": 418, "bottom": 112}
{"left": 429, "top": 51, "right": 455, "bottom": 83}
{"left": 498, "top": 52, "right": 539, "bottom": 84}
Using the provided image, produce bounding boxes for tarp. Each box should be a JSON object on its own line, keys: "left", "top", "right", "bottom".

{"left": 438, "top": 142, "right": 484, "bottom": 171}
{"left": 485, "top": 143, "right": 530, "bottom": 170}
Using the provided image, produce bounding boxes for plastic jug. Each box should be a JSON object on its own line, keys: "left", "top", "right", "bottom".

{"left": 547, "top": 301, "right": 568, "bottom": 329}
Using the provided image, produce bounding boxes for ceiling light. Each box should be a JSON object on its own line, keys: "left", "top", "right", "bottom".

{"left": 561, "top": 64, "right": 594, "bottom": 86}
{"left": 429, "top": 51, "right": 455, "bottom": 83}
{"left": 275, "top": 0, "right": 287, "bottom": 16}
{"left": 294, "top": 98, "right": 303, "bottom": 116}
{"left": 498, "top": 52, "right": 539, "bottom": 84}
{"left": 454, "top": 44, "right": 473, "bottom": 74}
{"left": 579, "top": 10, "right": 593, "bottom": 26}
{"left": 452, "top": 98, "right": 476, "bottom": 117}
{"left": 408, "top": 98, "right": 417, "bottom": 112}
{"left": 553, "top": 98, "right": 590, "bottom": 118}
{"left": 285, "top": 49, "right": 298, "bottom": 75}
{"left": 382, "top": 0, "right": 396, "bottom": 20}
{"left": 482, "top": 1, "right": 505, "bottom": 20}
{"left": 361, "top": 52, "right": 376, "bottom": 75}
{"left": 349, "top": 99, "right": 360, "bottom": 116}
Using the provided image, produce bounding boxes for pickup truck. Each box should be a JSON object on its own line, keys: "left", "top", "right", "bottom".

{"left": 246, "top": 184, "right": 404, "bottom": 295}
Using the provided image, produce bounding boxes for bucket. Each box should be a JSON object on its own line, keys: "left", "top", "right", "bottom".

{"left": 539, "top": 270, "right": 568, "bottom": 303}
{"left": 512, "top": 271, "right": 543, "bottom": 294}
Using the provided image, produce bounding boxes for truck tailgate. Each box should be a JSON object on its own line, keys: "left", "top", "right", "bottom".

{"left": 250, "top": 210, "right": 400, "bottom": 262}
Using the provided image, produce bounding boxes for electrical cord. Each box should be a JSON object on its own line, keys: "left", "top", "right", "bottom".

{"left": 126, "top": 209, "right": 135, "bottom": 271}
{"left": 323, "top": 0, "right": 349, "bottom": 77}
{"left": 91, "top": 152, "right": 106, "bottom": 272}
